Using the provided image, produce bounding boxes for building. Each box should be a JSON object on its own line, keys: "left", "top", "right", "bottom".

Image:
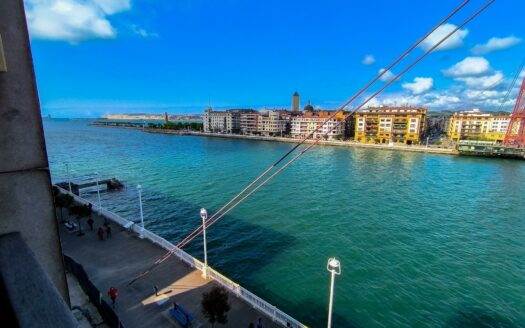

{"left": 203, "top": 107, "right": 241, "bottom": 133}
{"left": 258, "top": 110, "right": 291, "bottom": 136}
{"left": 447, "top": 109, "right": 510, "bottom": 142}
{"left": 292, "top": 91, "right": 300, "bottom": 113}
{"left": 239, "top": 109, "right": 259, "bottom": 134}
{"left": 291, "top": 107, "right": 346, "bottom": 140}
{"left": 354, "top": 107, "right": 427, "bottom": 144}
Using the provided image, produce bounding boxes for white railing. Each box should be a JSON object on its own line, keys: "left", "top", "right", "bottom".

{"left": 56, "top": 186, "right": 307, "bottom": 328}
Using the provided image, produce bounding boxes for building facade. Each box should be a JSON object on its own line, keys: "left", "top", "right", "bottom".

{"left": 203, "top": 107, "right": 241, "bottom": 133}
{"left": 354, "top": 107, "right": 427, "bottom": 144}
{"left": 447, "top": 109, "right": 510, "bottom": 142}
{"left": 291, "top": 110, "right": 346, "bottom": 140}
{"left": 239, "top": 109, "right": 259, "bottom": 134}
{"left": 258, "top": 110, "right": 290, "bottom": 136}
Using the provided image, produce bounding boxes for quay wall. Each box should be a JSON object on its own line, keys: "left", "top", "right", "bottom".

{"left": 91, "top": 123, "right": 457, "bottom": 156}
{"left": 56, "top": 186, "right": 308, "bottom": 328}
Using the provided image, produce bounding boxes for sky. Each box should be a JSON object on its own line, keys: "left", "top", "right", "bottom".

{"left": 26, "top": 0, "right": 525, "bottom": 118}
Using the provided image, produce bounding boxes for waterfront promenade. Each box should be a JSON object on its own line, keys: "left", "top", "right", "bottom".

{"left": 59, "top": 207, "right": 285, "bottom": 328}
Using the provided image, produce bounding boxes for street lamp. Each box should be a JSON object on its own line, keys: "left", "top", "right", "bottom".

{"left": 327, "top": 257, "right": 341, "bottom": 328}
{"left": 137, "top": 185, "right": 145, "bottom": 238}
{"left": 65, "top": 163, "right": 72, "bottom": 193}
{"left": 95, "top": 172, "right": 101, "bottom": 209}
{"left": 200, "top": 208, "right": 208, "bottom": 279}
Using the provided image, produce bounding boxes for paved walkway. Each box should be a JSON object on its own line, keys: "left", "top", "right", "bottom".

{"left": 59, "top": 210, "right": 283, "bottom": 328}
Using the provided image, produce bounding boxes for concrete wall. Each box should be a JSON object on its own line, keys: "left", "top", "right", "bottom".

{"left": 0, "top": 0, "right": 69, "bottom": 301}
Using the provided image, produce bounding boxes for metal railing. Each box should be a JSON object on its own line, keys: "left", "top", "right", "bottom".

{"left": 56, "top": 186, "right": 307, "bottom": 328}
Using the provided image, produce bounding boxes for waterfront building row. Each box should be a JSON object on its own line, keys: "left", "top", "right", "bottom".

{"left": 204, "top": 105, "right": 429, "bottom": 143}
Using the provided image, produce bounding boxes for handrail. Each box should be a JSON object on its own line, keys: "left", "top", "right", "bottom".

{"left": 55, "top": 186, "right": 307, "bottom": 328}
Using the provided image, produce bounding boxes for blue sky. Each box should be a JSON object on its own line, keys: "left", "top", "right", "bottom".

{"left": 26, "top": 0, "right": 524, "bottom": 117}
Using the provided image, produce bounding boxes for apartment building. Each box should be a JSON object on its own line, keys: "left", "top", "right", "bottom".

{"left": 291, "top": 110, "right": 346, "bottom": 140}
{"left": 447, "top": 109, "right": 510, "bottom": 142}
{"left": 354, "top": 107, "right": 427, "bottom": 144}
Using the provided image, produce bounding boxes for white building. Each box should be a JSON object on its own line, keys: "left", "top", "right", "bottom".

{"left": 203, "top": 107, "right": 241, "bottom": 133}
{"left": 258, "top": 110, "right": 290, "bottom": 136}
{"left": 291, "top": 111, "right": 345, "bottom": 140}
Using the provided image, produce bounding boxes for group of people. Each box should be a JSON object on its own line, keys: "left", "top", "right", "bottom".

{"left": 86, "top": 215, "right": 112, "bottom": 240}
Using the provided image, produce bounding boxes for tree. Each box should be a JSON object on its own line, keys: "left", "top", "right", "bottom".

{"left": 69, "top": 204, "right": 92, "bottom": 236}
{"left": 54, "top": 191, "right": 73, "bottom": 222}
{"left": 201, "top": 286, "right": 230, "bottom": 327}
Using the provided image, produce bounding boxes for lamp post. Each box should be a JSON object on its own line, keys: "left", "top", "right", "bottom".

{"left": 137, "top": 185, "right": 145, "bottom": 238}
{"left": 95, "top": 172, "right": 101, "bottom": 209}
{"left": 200, "top": 208, "right": 208, "bottom": 279}
{"left": 65, "top": 163, "right": 72, "bottom": 193}
{"left": 327, "top": 257, "right": 341, "bottom": 328}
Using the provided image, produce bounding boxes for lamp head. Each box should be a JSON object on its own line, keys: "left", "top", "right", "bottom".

{"left": 327, "top": 257, "right": 341, "bottom": 275}
{"left": 200, "top": 208, "right": 208, "bottom": 220}
{"left": 137, "top": 184, "right": 142, "bottom": 190}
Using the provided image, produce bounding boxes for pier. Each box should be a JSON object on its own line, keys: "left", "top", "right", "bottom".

{"left": 56, "top": 186, "right": 306, "bottom": 328}
{"left": 57, "top": 178, "right": 123, "bottom": 196}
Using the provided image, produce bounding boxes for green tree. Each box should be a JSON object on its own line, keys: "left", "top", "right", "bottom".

{"left": 201, "top": 286, "right": 230, "bottom": 327}
{"left": 69, "top": 204, "right": 92, "bottom": 236}
{"left": 54, "top": 191, "right": 73, "bottom": 222}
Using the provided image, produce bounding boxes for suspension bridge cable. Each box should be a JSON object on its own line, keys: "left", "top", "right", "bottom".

{"left": 497, "top": 57, "right": 525, "bottom": 112}
{"left": 128, "top": 0, "right": 493, "bottom": 286}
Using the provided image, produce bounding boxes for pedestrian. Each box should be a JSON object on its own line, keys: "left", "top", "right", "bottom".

{"left": 173, "top": 302, "right": 178, "bottom": 312}
{"left": 105, "top": 224, "right": 112, "bottom": 238}
{"left": 249, "top": 323, "right": 254, "bottom": 328}
{"left": 97, "top": 227, "right": 104, "bottom": 240}
{"left": 286, "top": 323, "right": 291, "bottom": 327}
{"left": 257, "top": 317, "right": 263, "bottom": 328}
{"left": 154, "top": 285, "right": 159, "bottom": 296}
{"left": 87, "top": 217, "right": 94, "bottom": 231}
{"left": 108, "top": 287, "right": 118, "bottom": 308}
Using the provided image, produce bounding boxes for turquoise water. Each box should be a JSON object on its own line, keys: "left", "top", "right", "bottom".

{"left": 44, "top": 119, "right": 525, "bottom": 327}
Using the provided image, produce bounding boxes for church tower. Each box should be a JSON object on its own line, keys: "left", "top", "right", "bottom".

{"left": 292, "top": 91, "right": 300, "bottom": 113}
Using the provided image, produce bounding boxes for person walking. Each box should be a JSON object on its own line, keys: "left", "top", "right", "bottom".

{"left": 105, "top": 224, "right": 112, "bottom": 239}
{"left": 154, "top": 285, "right": 159, "bottom": 296}
{"left": 97, "top": 227, "right": 105, "bottom": 240}
{"left": 257, "top": 317, "right": 263, "bottom": 328}
{"left": 108, "top": 287, "right": 118, "bottom": 308}
{"left": 87, "top": 217, "right": 94, "bottom": 231}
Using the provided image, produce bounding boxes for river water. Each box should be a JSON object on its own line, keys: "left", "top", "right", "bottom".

{"left": 44, "top": 119, "right": 525, "bottom": 327}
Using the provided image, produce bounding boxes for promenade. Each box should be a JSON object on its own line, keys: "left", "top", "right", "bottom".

{"left": 59, "top": 209, "right": 283, "bottom": 328}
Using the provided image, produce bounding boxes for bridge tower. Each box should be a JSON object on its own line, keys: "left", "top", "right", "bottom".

{"left": 504, "top": 76, "right": 525, "bottom": 147}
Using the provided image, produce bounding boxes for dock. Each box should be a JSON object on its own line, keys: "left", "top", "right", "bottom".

{"left": 56, "top": 178, "right": 123, "bottom": 196}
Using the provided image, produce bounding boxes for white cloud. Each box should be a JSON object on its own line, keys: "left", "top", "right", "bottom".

{"left": 456, "top": 71, "right": 504, "bottom": 89}
{"left": 471, "top": 36, "right": 522, "bottom": 55}
{"left": 442, "top": 57, "right": 491, "bottom": 77}
{"left": 131, "top": 25, "right": 158, "bottom": 38}
{"left": 402, "top": 77, "right": 433, "bottom": 95}
{"left": 378, "top": 68, "right": 395, "bottom": 82}
{"left": 362, "top": 55, "right": 375, "bottom": 65}
{"left": 92, "top": 0, "right": 130, "bottom": 14}
{"left": 25, "top": 0, "right": 131, "bottom": 43}
{"left": 419, "top": 23, "right": 469, "bottom": 51}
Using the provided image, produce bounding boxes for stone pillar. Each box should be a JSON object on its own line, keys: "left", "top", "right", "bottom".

{"left": 0, "top": 0, "right": 70, "bottom": 303}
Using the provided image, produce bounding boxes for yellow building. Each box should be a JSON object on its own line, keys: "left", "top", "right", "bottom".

{"left": 354, "top": 107, "right": 427, "bottom": 145}
{"left": 447, "top": 109, "right": 510, "bottom": 142}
